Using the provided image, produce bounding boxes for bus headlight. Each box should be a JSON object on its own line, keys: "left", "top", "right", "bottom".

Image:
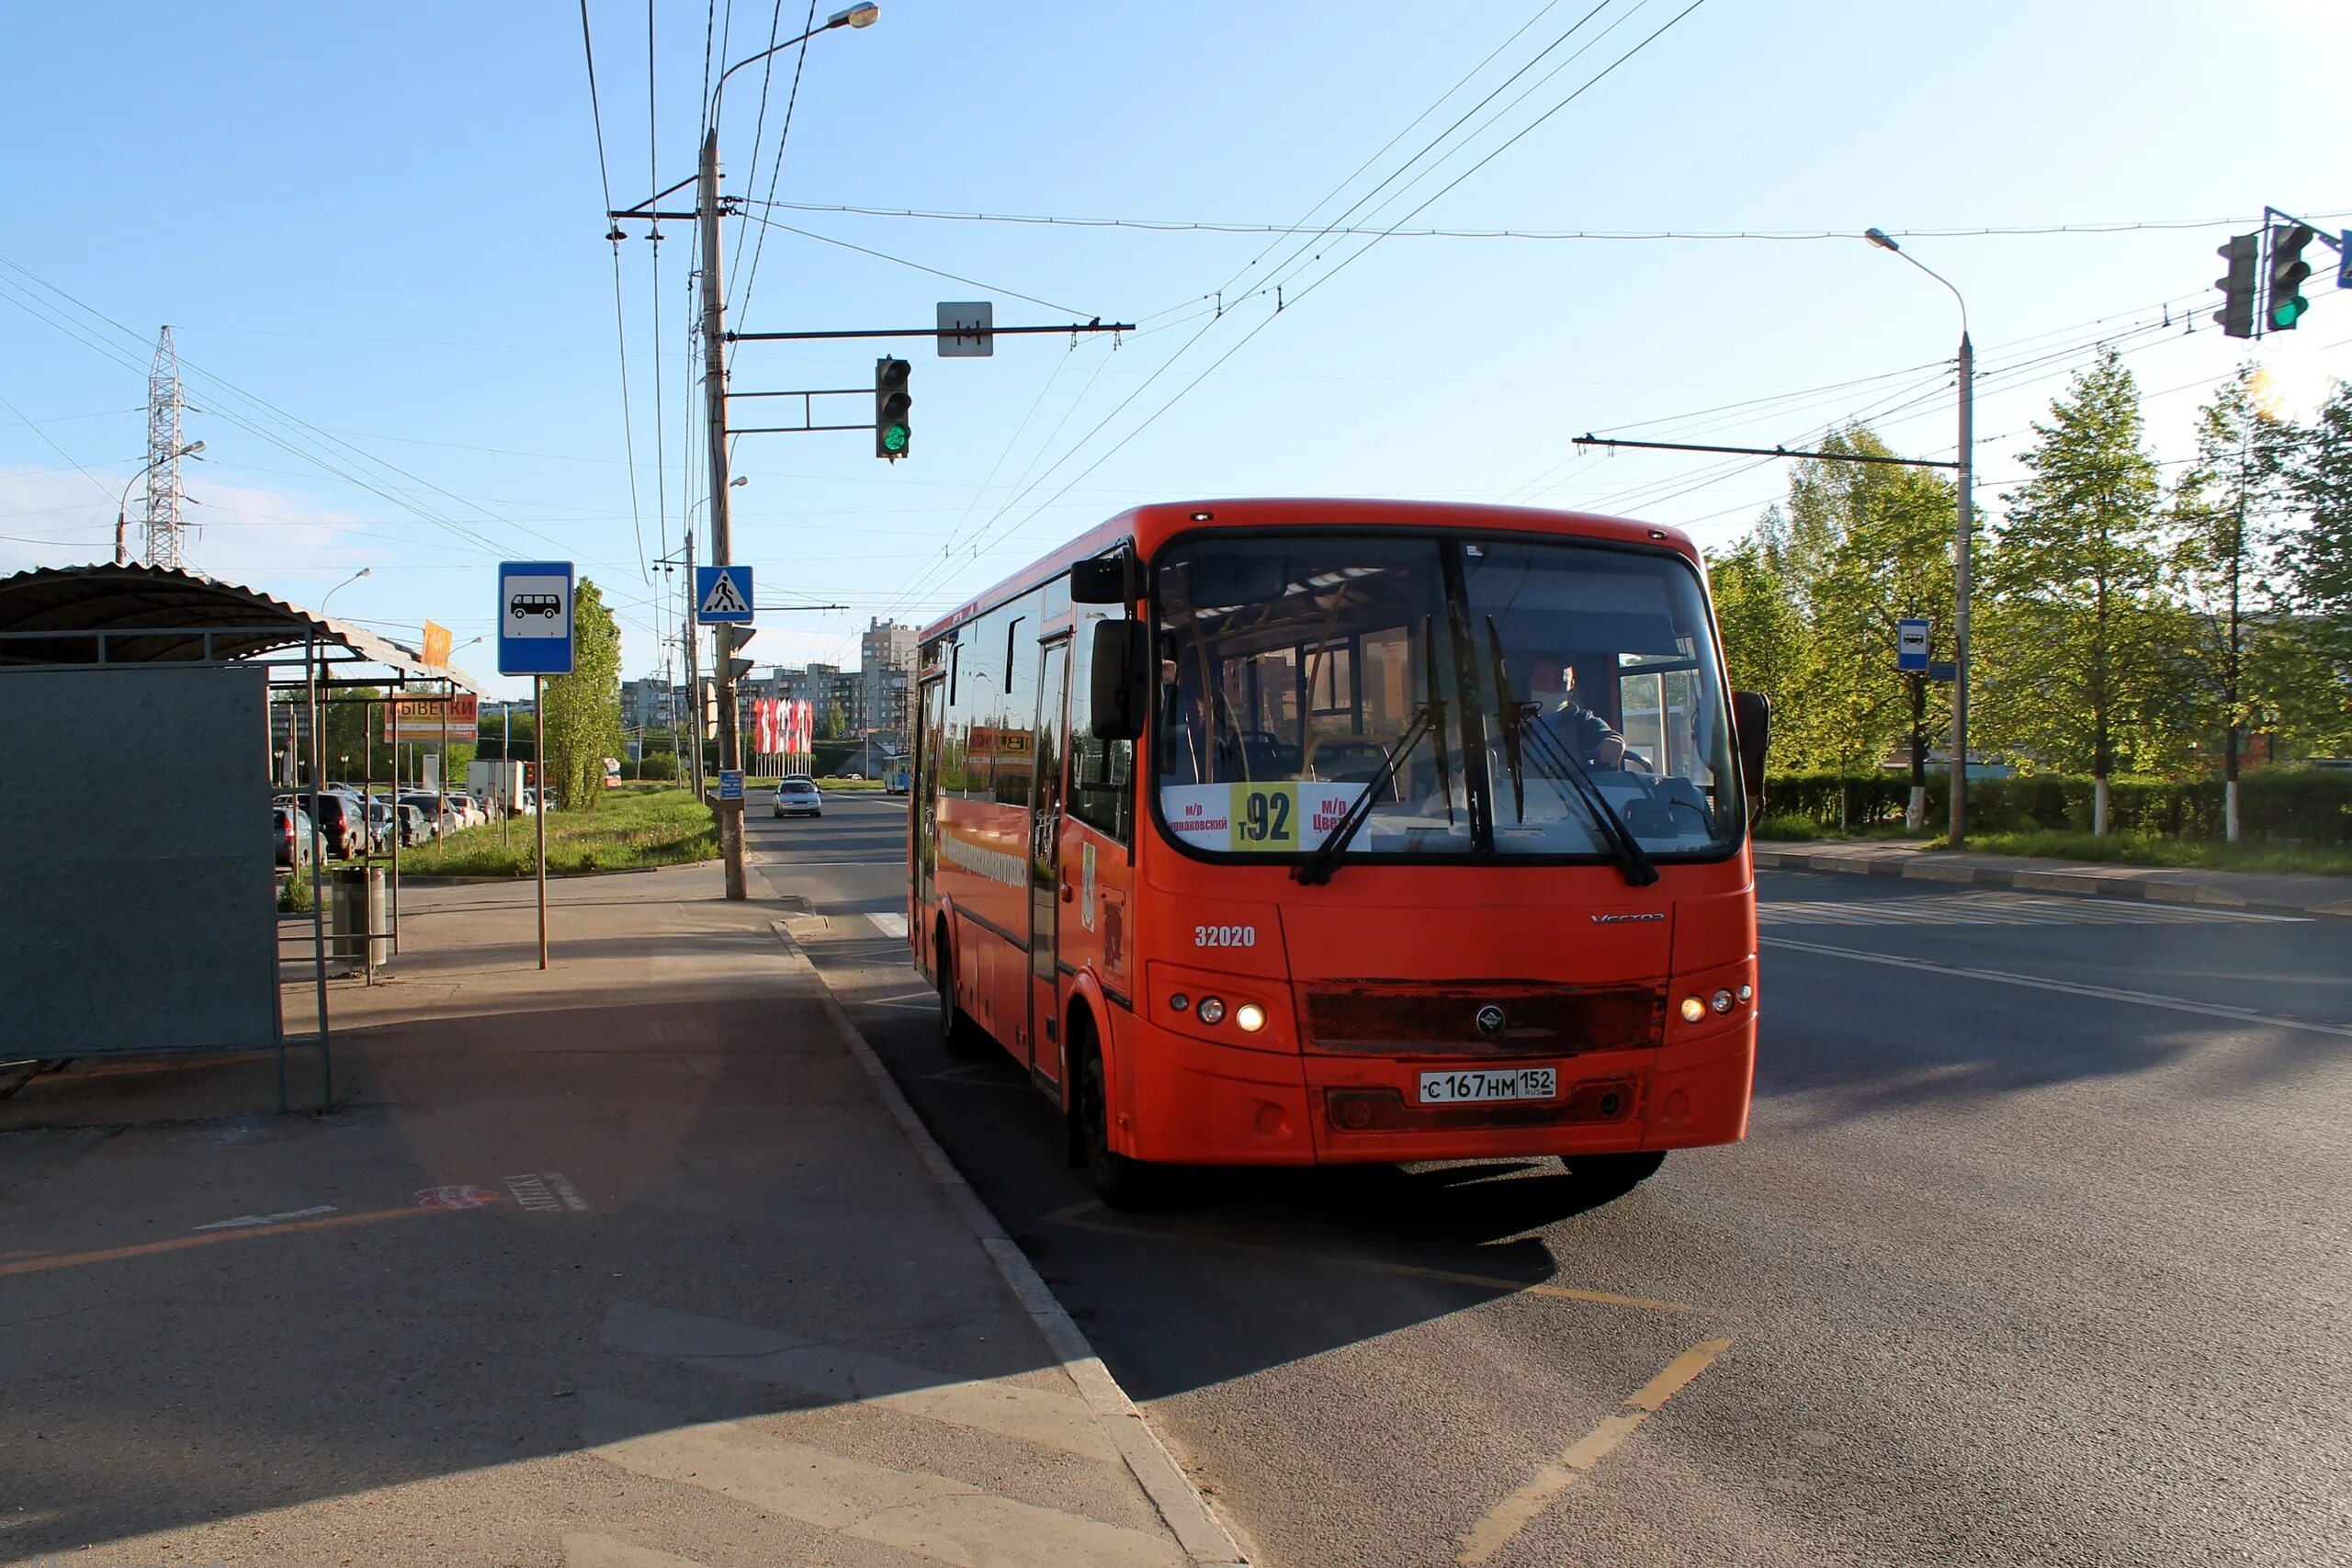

{"left": 1679, "top": 996, "right": 1706, "bottom": 1024}
{"left": 1712, "top": 988, "right": 1736, "bottom": 1014}
{"left": 1196, "top": 997, "right": 1227, "bottom": 1025}
{"left": 1234, "top": 1002, "right": 1265, "bottom": 1033}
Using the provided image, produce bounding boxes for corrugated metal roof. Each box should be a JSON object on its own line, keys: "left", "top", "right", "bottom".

{"left": 0, "top": 563, "right": 487, "bottom": 692}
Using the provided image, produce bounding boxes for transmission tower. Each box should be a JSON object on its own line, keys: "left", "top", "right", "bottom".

{"left": 142, "top": 326, "right": 188, "bottom": 570}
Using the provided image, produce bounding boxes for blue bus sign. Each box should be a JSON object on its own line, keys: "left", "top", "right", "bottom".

{"left": 499, "top": 561, "right": 574, "bottom": 676}
{"left": 1896, "top": 617, "right": 1930, "bottom": 673}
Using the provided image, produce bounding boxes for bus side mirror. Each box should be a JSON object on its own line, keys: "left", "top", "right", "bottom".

{"left": 1731, "top": 690, "right": 1770, "bottom": 820}
{"left": 1090, "top": 620, "right": 1149, "bottom": 742}
{"left": 1070, "top": 551, "right": 1133, "bottom": 604}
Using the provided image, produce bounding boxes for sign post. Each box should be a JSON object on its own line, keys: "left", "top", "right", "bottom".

{"left": 499, "top": 562, "right": 573, "bottom": 970}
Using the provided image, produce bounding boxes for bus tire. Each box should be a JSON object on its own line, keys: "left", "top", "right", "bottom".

{"left": 1072, "top": 1031, "right": 1161, "bottom": 1211}
{"left": 1560, "top": 1150, "right": 1666, "bottom": 1197}
{"left": 936, "top": 938, "right": 989, "bottom": 1060}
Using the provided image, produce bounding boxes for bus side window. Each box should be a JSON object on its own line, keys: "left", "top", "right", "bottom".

{"left": 1069, "top": 610, "right": 1136, "bottom": 844}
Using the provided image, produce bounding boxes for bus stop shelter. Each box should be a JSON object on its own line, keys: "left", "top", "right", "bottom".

{"left": 0, "top": 563, "right": 485, "bottom": 1110}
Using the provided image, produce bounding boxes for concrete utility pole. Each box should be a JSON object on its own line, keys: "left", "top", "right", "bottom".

{"left": 1952, "top": 329, "right": 1973, "bottom": 846}
{"left": 695, "top": 127, "right": 747, "bottom": 900}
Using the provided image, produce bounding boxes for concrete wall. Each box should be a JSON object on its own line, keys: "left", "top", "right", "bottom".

{"left": 0, "top": 665, "right": 277, "bottom": 1056}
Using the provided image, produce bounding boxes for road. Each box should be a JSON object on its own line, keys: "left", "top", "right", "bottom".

{"left": 751, "top": 791, "right": 2352, "bottom": 1568}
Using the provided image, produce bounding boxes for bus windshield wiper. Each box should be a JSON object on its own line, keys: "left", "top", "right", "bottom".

{"left": 1483, "top": 618, "right": 1658, "bottom": 888}
{"left": 1293, "top": 698, "right": 1443, "bottom": 886}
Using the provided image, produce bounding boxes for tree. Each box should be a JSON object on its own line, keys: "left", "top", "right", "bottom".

{"left": 1978, "top": 347, "right": 2174, "bottom": 830}
{"left": 1708, "top": 535, "right": 1809, "bottom": 728}
{"left": 2173, "top": 366, "right": 2302, "bottom": 837}
{"left": 2268, "top": 378, "right": 2352, "bottom": 755}
{"left": 538, "top": 579, "right": 624, "bottom": 812}
{"left": 1747, "top": 426, "right": 1955, "bottom": 817}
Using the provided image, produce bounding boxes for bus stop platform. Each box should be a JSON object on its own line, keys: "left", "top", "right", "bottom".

{"left": 0, "top": 863, "right": 1241, "bottom": 1567}
{"left": 1751, "top": 839, "right": 2352, "bottom": 919}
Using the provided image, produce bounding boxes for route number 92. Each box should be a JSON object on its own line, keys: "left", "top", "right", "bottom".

{"left": 1235, "top": 784, "right": 1295, "bottom": 848}
{"left": 1194, "top": 924, "right": 1257, "bottom": 948}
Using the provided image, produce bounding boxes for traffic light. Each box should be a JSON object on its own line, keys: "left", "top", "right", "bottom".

{"left": 2214, "top": 231, "right": 2260, "bottom": 339}
{"left": 874, "top": 357, "right": 911, "bottom": 460}
{"left": 2267, "top": 222, "right": 2315, "bottom": 331}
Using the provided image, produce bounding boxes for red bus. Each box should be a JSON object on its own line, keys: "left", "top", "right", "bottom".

{"left": 910, "top": 499, "right": 1768, "bottom": 1206}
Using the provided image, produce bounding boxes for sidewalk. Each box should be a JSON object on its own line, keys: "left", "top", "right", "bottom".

{"left": 1752, "top": 837, "right": 2352, "bottom": 918}
{"left": 0, "top": 864, "right": 1240, "bottom": 1567}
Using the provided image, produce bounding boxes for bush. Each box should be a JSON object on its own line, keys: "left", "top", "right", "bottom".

{"left": 1761, "top": 766, "right": 2352, "bottom": 845}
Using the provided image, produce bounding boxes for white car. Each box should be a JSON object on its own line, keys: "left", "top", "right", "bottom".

{"left": 773, "top": 777, "right": 823, "bottom": 818}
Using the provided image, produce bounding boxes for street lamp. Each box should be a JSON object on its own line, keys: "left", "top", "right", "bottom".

{"left": 710, "top": 6, "right": 879, "bottom": 124}
{"left": 114, "top": 439, "right": 205, "bottom": 566}
{"left": 1865, "top": 228, "right": 1974, "bottom": 846}
{"left": 320, "top": 565, "right": 372, "bottom": 619}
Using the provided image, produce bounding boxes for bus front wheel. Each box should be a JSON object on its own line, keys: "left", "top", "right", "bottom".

{"left": 1073, "top": 1036, "right": 1160, "bottom": 1211}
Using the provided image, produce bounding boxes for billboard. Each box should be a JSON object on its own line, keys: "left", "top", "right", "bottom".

{"left": 384, "top": 693, "right": 479, "bottom": 744}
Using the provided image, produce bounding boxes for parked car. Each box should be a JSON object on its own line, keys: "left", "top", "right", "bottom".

{"left": 773, "top": 776, "right": 823, "bottom": 818}
{"left": 297, "top": 791, "right": 368, "bottom": 859}
{"left": 441, "top": 794, "right": 481, "bottom": 830}
{"left": 397, "top": 792, "right": 447, "bottom": 839}
{"left": 275, "top": 805, "right": 317, "bottom": 869}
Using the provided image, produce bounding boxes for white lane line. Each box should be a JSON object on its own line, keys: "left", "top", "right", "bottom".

{"left": 867, "top": 911, "right": 910, "bottom": 941}
{"left": 602, "top": 1301, "right": 1113, "bottom": 1462}
{"left": 584, "top": 1393, "right": 1185, "bottom": 1568}
{"left": 1765, "top": 936, "right": 2352, "bottom": 1039}
{"left": 763, "top": 858, "right": 902, "bottom": 867}
{"left": 1457, "top": 1337, "right": 1733, "bottom": 1564}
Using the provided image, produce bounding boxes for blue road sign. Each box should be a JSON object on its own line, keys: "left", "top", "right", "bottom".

{"left": 1928, "top": 660, "right": 1957, "bottom": 682}
{"left": 499, "top": 561, "right": 574, "bottom": 676}
{"left": 695, "top": 565, "right": 754, "bottom": 624}
{"left": 1896, "top": 617, "right": 1931, "bottom": 672}
{"left": 718, "top": 769, "right": 745, "bottom": 802}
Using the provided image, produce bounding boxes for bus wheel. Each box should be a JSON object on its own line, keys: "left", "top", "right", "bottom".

{"left": 1073, "top": 1037, "right": 1160, "bottom": 1211}
{"left": 937, "top": 945, "right": 989, "bottom": 1060}
{"left": 1560, "top": 1150, "right": 1666, "bottom": 1197}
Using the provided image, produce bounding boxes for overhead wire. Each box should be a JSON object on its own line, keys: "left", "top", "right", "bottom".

{"left": 579, "top": 0, "right": 650, "bottom": 583}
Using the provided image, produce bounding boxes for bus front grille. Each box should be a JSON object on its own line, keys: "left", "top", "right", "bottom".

{"left": 1302, "top": 984, "right": 1664, "bottom": 1057}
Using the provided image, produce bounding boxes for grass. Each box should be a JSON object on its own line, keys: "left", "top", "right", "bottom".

{"left": 1755, "top": 817, "right": 1929, "bottom": 843}
{"left": 395, "top": 787, "right": 718, "bottom": 878}
{"left": 1955, "top": 829, "right": 2352, "bottom": 877}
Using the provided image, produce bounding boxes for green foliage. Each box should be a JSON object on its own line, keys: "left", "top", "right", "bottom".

{"left": 397, "top": 786, "right": 717, "bottom": 877}
{"left": 1761, "top": 767, "right": 2352, "bottom": 845}
{"left": 633, "top": 750, "right": 680, "bottom": 781}
{"left": 1977, "top": 347, "right": 2182, "bottom": 779}
{"left": 539, "top": 580, "right": 625, "bottom": 814}
{"left": 1951, "top": 829, "right": 2352, "bottom": 876}
{"left": 277, "top": 871, "right": 315, "bottom": 913}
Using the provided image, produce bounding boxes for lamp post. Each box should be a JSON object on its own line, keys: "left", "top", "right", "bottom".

{"left": 698, "top": 5, "right": 880, "bottom": 901}
{"left": 114, "top": 440, "right": 204, "bottom": 566}
{"left": 1865, "top": 228, "right": 1973, "bottom": 846}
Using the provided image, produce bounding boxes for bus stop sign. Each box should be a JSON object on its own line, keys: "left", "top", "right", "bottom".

{"left": 500, "top": 561, "right": 574, "bottom": 676}
{"left": 1897, "top": 617, "right": 1930, "bottom": 672}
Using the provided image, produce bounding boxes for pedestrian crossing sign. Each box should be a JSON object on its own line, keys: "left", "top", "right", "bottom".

{"left": 695, "top": 565, "right": 753, "bottom": 624}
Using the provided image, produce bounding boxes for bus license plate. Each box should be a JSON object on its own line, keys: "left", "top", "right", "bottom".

{"left": 1419, "top": 1067, "right": 1557, "bottom": 1105}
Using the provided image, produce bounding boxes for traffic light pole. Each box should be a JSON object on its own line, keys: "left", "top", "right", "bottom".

{"left": 696, "top": 127, "right": 747, "bottom": 901}
{"left": 1951, "top": 330, "right": 1973, "bottom": 848}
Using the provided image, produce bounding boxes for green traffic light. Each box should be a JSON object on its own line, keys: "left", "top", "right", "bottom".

{"left": 2272, "top": 296, "right": 2309, "bottom": 329}
{"left": 882, "top": 423, "right": 910, "bottom": 454}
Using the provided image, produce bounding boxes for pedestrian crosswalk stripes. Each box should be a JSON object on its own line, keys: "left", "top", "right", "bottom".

{"left": 1759, "top": 891, "right": 2303, "bottom": 927}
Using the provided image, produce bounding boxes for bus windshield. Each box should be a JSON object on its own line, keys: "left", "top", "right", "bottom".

{"left": 1153, "top": 530, "right": 1742, "bottom": 863}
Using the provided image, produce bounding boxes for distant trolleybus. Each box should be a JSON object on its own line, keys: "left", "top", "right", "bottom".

{"left": 909, "top": 499, "right": 1769, "bottom": 1206}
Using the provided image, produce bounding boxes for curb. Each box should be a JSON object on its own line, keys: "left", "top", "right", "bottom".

{"left": 764, "top": 916, "right": 1251, "bottom": 1567}
{"left": 1751, "top": 845, "right": 2352, "bottom": 919}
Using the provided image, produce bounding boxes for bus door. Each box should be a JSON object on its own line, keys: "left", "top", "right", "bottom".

{"left": 914, "top": 674, "right": 944, "bottom": 950}
{"left": 1028, "top": 637, "right": 1071, "bottom": 1092}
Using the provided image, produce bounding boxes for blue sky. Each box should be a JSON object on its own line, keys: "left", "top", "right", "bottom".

{"left": 3, "top": 0, "right": 2347, "bottom": 700}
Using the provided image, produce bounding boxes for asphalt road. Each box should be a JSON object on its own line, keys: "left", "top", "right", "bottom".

{"left": 751, "top": 792, "right": 2352, "bottom": 1568}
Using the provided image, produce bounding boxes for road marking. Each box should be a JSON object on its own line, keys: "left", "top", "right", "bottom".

{"left": 506, "top": 1171, "right": 590, "bottom": 1213}
{"left": 1766, "top": 936, "right": 2352, "bottom": 1039}
{"left": 1456, "top": 1336, "right": 1733, "bottom": 1564}
{"left": 193, "top": 1203, "right": 338, "bottom": 1232}
{"left": 1760, "top": 890, "right": 2303, "bottom": 927}
{"left": 1049, "top": 1202, "right": 1692, "bottom": 1314}
{"left": 867, "top": 911, "right": 910, "bottom": 941}
{"left": 584, "top": 1391, "right": 1185, "bottom": 1568}
{"left": 603, "top": 1300, "right": 1113, "bottom": 1461}
{"left": 0, "top": 1203, "right": 440, "bottom": 1279}
{"left": 763, "top": 858, "right": 902, "bottom": 867}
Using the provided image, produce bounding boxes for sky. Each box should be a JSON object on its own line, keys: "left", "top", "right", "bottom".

{"left": 3, "top": 0, "right": 2348, "bottom": 702}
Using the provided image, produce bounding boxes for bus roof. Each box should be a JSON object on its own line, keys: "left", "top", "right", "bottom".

{"left": 918, "top": 497, "right": 1699, "bottom": 643}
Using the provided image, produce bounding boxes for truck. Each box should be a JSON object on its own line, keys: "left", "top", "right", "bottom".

{"left": 467, "top": 759, "right": 526, "bottom": 818}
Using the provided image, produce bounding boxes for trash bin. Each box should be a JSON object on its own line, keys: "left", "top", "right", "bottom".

{"left": 331, "top": 865, "right": 390, "bottom": 969}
